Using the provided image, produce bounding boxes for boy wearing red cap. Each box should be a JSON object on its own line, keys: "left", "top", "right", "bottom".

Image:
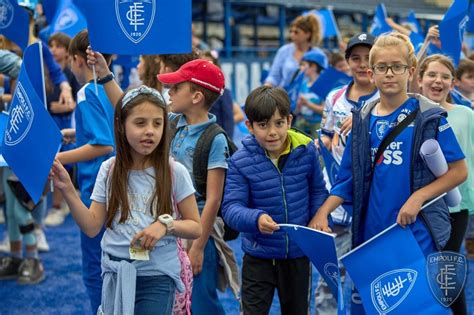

{"left": 158, "top": 59, "right": 229, "bottom": 315}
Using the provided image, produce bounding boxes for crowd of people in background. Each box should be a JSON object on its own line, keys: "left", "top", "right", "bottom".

{"left": 0, "top": 2, "right": 473, "bottom": 315}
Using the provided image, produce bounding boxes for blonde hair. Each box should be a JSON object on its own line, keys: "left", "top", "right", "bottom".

{"left": 291, "top": 14, "right": 322, "bottom": 46}
{"left": 369, "top": 32, "right": 417, "bottom": 68}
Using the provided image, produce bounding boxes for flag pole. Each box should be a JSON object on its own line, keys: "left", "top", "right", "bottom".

{"left": 92, "top": 64, "right": 99, "bottom": 96}
{"left": 39, "top": 41, "right": 55, "bottom": 192}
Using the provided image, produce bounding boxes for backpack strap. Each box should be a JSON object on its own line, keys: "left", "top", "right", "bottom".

{"left": 193, "top": 123, "right": 236, "bottom": 199}
{"left": 168, "top": 114, "right": 182, "bottom": 143}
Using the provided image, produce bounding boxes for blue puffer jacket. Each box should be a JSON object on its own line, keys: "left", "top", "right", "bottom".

{"left": 222, "top": 129, "right": 328, "bottom": 259}
{"left": 351, "top": 94, "right": 451, "bottom": 250}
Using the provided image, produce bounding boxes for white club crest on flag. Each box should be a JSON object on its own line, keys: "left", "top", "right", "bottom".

{"left": 0, "top": 0, "right": 14, "bottom": 29}
{"left": 370, "top": 269, "right": 417, "bottom": 314}
{"left": 115, "top": 0, "right": 156, "bottom": 44}
{"left": 4, "top": 82, "right": 34, "bottom": 146}
{"left": 55, "top": 8, "right": 79, "bottom": 30}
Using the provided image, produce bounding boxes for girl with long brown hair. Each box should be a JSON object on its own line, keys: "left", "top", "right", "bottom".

{"left": 51, "top": 85, "right": 201, "bottom": 314}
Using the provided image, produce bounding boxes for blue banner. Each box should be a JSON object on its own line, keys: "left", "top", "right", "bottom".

{"left": 49, "top": 0, "right": 87, "bottom": 38}
{"left": 310, "top": 67, "right": 351, "bottom": 101}
{"left": 439, "top": 0, "right": 469, "bottom": 66}
{"left": 406, "top": 10, "right": 423, "bottom": 35}
{"left": 467, "top": 5, "right": 474, "bottom": 33}
{"left": 341, "top": 224, "right": 449, "bottom": 315}
{"left": 279, "top": 224, "right": 345, "bottom": 315}
{"left": 0, "top": 0, "right": 29, "bottom": 50}
{"left": 370, "top": 3, "right": 392, "bottom": 36}
{"left": 2, "top": 43, "right": 62, "bottom": 203}
{"left": 284, "top": 70, "right": 304, "bottom": 113}
{"left": 305, "top": 8, "right": 340, "bottom": 39}
{"left": 82, "top": 0, "right": 192, "bottom": 55}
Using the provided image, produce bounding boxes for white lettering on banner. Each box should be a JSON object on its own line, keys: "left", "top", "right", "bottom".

{"left": 235, "top": 63, "right": 249, "bottom": 104}
{"left": 126, "top": 2, "right": 145, "bottom": 32}
{"left": 221, "top": 60, "right": 271, "bottom": 105}
{"left": 5, "top": 83, "right": 35, "bottom": 146}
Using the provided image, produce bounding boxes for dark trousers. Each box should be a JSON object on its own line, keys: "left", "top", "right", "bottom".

{"left": 241, "top": 254, "right": 311, "bottom": 315}
{"left": 444, "top": 209, "right": 469, "bottom": 315}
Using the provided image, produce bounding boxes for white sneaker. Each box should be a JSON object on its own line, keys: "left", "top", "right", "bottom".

{"left": 35, "top": 228, "right": 50, "bottom": 252}
{"left": 44, "top": 206, "right": 68, "bottom": 227}
{"left": 0, "top": 234, "right": 10, "bottom": 253}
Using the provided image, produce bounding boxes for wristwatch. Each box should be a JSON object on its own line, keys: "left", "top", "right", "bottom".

{"left": 97, "top": 72, "right": 115, "bottom": 85}
{"left": 158, "top": 214, "right": 175, "bottom": 235}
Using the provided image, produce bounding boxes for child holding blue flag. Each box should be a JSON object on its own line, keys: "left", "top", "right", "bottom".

{"left": 317, "top": 32, "right": 379, "bottom": 314}
{"left": 222, "top": 86, "right": 328, "bottom": 315}
{"left": 56, "top": 30, "right": 115, "bottom": 314}
{"left": 52, "top": 85, "right": 202, "bottom": 315}
{"left": 294, "top": 50, "right": 327, "bottom": 138}
{"left": 312, "top": 32, "right": 467, "bottom": 311}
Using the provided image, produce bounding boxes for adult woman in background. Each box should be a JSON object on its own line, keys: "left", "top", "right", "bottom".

{"left": 264, "top": 14, "right": 323, "bottom": 88}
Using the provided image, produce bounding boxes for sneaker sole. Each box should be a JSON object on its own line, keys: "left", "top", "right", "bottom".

{"left": 17, "top": 274, "right": 45, "bottom": 285}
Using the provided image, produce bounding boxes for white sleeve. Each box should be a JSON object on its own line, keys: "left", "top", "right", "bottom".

{"left": 172, "top": 160, "right": 196, "bottom": 203}
{"left": 90, "top": 158, "right": 114, "bottom": 204}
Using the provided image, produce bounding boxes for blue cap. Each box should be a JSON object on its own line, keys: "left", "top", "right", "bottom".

{"left": 302, "top": 50, "right": 328, "bottom": 69}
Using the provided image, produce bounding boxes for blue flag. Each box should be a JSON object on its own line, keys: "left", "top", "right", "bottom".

{"left": 42, "top": 0, "right": 59, "bottom": 23}
{"left": 2, "top": 43, "right": 62, "bottom": 204}
{"left": 284, "top": 70, "right": 305, "bottom": 113}
{"left": 279, "top": 224, "right": 345, "bottom": 315}
{"left": 0, "top": 0, "right": 29, "bottom": 50}
{"left": 341, "top": 224, "right": 449, "bottom": 315}
{"left": 467, "top": 5, "right": 474, "bottom": 33}
{"left": 439, "top": 0, "right": 469, "bottom": 66}
{"left": 82, "top": 0, "right": 192, "bottom": 55}
{"left": 305, "top": 9, "right": 340, "bottom": 39}
{"left": 310, "top": 67, "right": 351, "bottom": 101}
{"left": 370, "top": 3, "right": 392, "bottom": 36}
{"left": 48, "top": 0, "right": 87, "bottom": 38}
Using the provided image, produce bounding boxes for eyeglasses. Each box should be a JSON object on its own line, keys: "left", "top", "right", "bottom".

{"left": 372, "top": 64, "right": 409, "bottom": 75}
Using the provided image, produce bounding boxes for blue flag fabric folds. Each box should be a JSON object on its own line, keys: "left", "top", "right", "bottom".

{"left": 370, "top": 4, "right": 392, "bottom": 36}
{"left": 341, "top": 224, "right": 449, "bottom": 315}
{"left": 467, "top": 5, "right": 474, "bottom": 33}
{"left": 279, "top": 224, "right": 345, "bottom": 315}
{"left": 439, "top": 0, "right": 469, "bottom": 66}
{"left": 310, "top": 67, "right": 351, "bottom": 101}
{"left": 82, "top": 0, "right": 192, "bottom": 55}
{"left": 284, "top": 70, "right": 304, "bottom": 113}
{"left": 0, "top": 0, "right": 29, "bottom": 50}
{"left": 305, "top": 9, "right": 340, "bottom": 39}
{"left": 2, "top": 43, "right": 62, "bottom": 204}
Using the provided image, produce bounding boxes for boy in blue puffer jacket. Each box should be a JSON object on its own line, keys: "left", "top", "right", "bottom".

{"left": 222, "top": 86, "right": 328, "bottom": 315}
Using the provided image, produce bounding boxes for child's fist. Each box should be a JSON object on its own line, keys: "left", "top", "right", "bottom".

{"left": 258, "top": 214, "right": 279, "bottom": 234}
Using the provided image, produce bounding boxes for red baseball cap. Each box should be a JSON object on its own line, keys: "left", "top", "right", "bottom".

{"left": 157, "top": 59, "right": 225, "bottom": 95}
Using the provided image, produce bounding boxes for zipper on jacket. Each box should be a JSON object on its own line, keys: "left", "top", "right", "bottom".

{"left": 269, "top": 159, "right": 290, "bottom": 259}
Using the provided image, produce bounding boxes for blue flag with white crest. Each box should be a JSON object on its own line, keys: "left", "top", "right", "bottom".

{"left": 1, "top": 42, "right": 62, "bottom": 204}
{"left": 49, "top": 0, "right": 87, "bottom": 38}
{"left": 279, "top": 224, "right": 345, "bottom": 315}
{"left": 0, "top": 0, "right": 29, "bottom": 50}
{"left": 341, "top": 224, "right": 450, "bottom": 315}
{"left": 370, "top": 3, "right": 392, "bottom": 36}
{"left": 82, "top": 0, "right": 192, "bottom": 55}
{"left": 439, "top": 0, "right": 469, "bottom": 66}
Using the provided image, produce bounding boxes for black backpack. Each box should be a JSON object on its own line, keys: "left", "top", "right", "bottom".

{"left": 170, "top": 115, "right": 239, "bottom": 241}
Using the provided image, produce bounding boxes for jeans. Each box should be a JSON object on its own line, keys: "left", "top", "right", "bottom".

{"left": 191, "top": 237, "right": 225, "bottom": 315}
{"left": 135, "top": 275, "right": 176, "bottom": 315}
